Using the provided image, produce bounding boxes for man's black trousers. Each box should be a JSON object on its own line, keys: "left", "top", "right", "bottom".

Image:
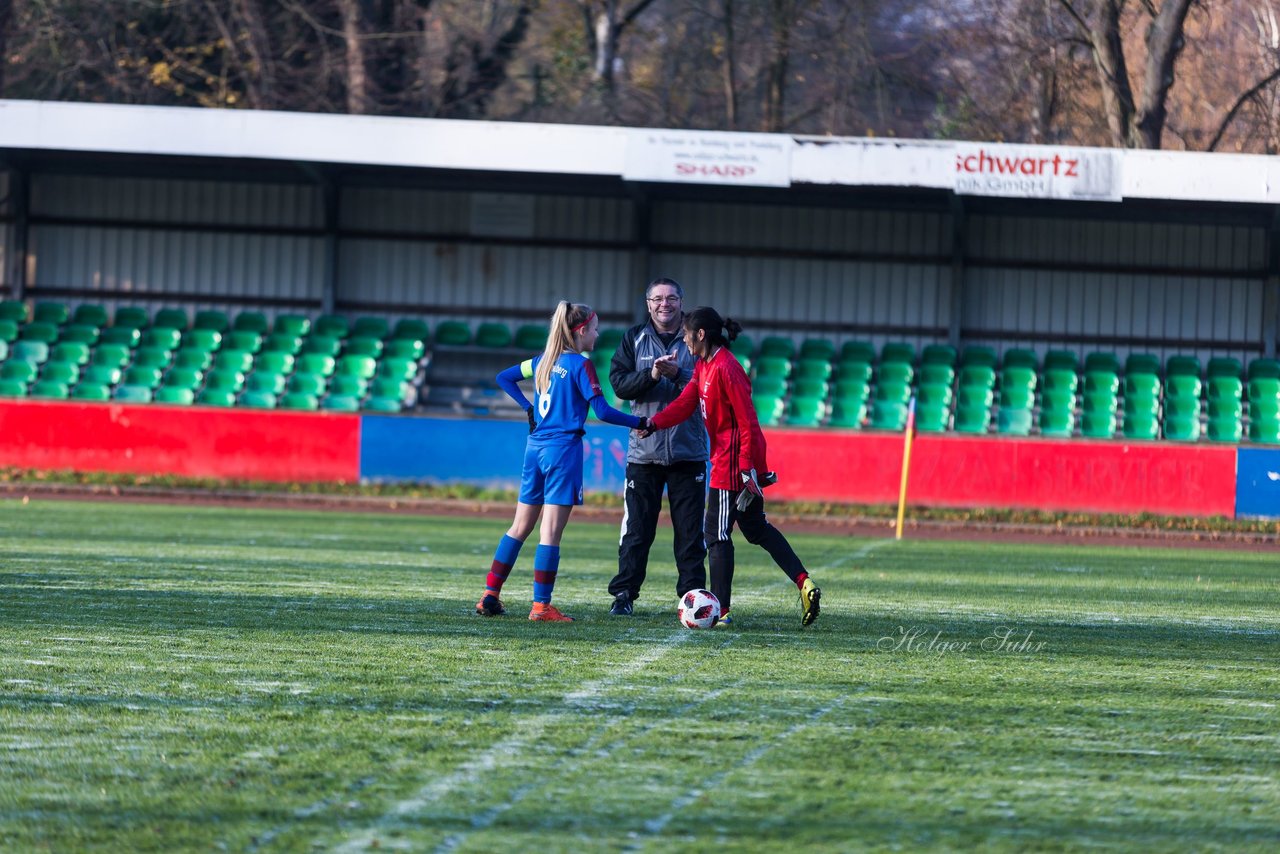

{"left": 609, "top": 460, "right": 707, "bottom": 601}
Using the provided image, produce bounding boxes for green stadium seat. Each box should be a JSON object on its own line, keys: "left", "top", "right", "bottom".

{"left": 828, "top": 397, "right": 866, "bottom": 428}
{"left": 1124, "top": 372, "right": 1161, "bottom": 403}
{"left": 214, "top": 349, "right": 255, "bottom": 374}
{"left": 287, "top": 372, "right": 328, "bottom": 396}
{"left": 956, "top": 384, "right": 994, "bottom": 409}
{"left": 1, "top": 360, "right": 38, "bottom": 384}
{"left": 336, "top": 354, "right": 377, "bottom": 380}
{"left": 362, "top": 396, "right": 403, "bottom": 413}
{"left": 0, "top": 378, "right": 28, "bottom": 397}
{"left": 97, "top": 326, "right": 141, "bottom": 349}
{"left": 920, "top": 344, "right": 958, "bottom": 367}
{"left": 139, "top": 330, "right": 181, "bottom": 353}
{"left": 1125, "top": 353, "right": 1162, "bottom": 377}
{"left": 1248, "top": 358, "right": 1280, "bottom": 380}
{"left": 71, "top": 304, "right": 110, "bottom": 328}
{"left": 1207, "top": 374, "right": 1243, "bottom": 403}
{"left": 952, "top": 404, "right": 991, "bottom": 434}
{"left": 1247, "top": 417, "right": 1280, "bottom": 444}
{"left": 839, "top": 340, "right": 876, "bottom": 363}
{"left": 960, "top": 345, "right": 998, "bottom": 368}
{"left": 792, "top": 358, "right": 833, "bottom": 382}
{"left": 729, "top": 334, "right": 755, "bottom": 361}
{"left": 239, "top": 390, "right": 278, "bottom": 409}
{"left": 370, "top": 377, "right": 409, "bottom": 401}
{"left": 880, "top": 342, "right": 915, "bottom": 366}
{"left": 279, "top": 391, "right": 320, "bottom": 411}
{"left": 0, "top": 339, "right": 6, "bottom": 361}
{"left": 513, "top": 324, "right": 545, "bottom": 350}
{"left": 1165, "top": 355, "right": 1201, "bottom": 378}
{"left": 39, "top": 361, "right": 79, "bottom": 385}
{"left": 343, "top": 336, "right": 384, "bottom": 358}
{"left": 873, "top": 378, "right": 912, "bottom": 406}
{"left": 1163, "top": 395, "right": 1200, "bottom": 420}
{"left": 154, "top": 386, "right": 195, "bottom": 406}
{"left": 869, "top": 399, "right": 908, "bottom": 431}
{"left": 224, "top": 331, "right": 263, "bottom": 354}
{"left": 1206, "top": 356, "right": 1243, "bottom": 379}
{"left": 71, "top": 382, "right": 111, "bottom": 401}
{"left": 376, "top": 357, "right": 418, "bottom": 383}
{"left": 193, "top": 309, "right": 231, "bottom": 333}
{"left": 196, "top": 388, "right": 236, "bottom": 407}
{"left": 917, "top": 363, "right": 954, "bottom": 388}
{"left": 1165, "top": 374, "right": 1202, "bottom": 402}
{"left": 916, "top": 382, "right": 953, "bottom": 409}
{"left": 1038, "top": 406, "right": 1075, "bottom": 438}
{"left": 82, "top": 364, "right": 122, "bottom": 386}
{"left": 254, "top": 351, "right": 294, "bottom": 375}
{"left": 1001, "top": 348, "right": 1038, "bottom": 371}
{"left": 182, "top": 329, "right": 223, "bottom": 352}
{"left": 11, "top": 340, "right": 50, "bottom": 364}
{"left": 836, "top": 359, "right": 873, "bottom": 385}
{"left": 151, "top": 308, "right": 190, "bottom": 331}
{"left": 915, "top": 401, "right": 951, "bottom": 433}
{"left": 1083, "top": 370, "right": 1120, "bottom": 397}
{"left": 878, "top": 362, "right": 914, "bottom": 387}
{"left": 232, "top": 311, "right": 270, "bottom": 334}
{"left": 321, "top": 394, "right": 360, "bottom": 412}
{"left": 832, "top": 380, "right": 871, "bottom": 406}
{"left": 1039, "top": 388, "right": 1076, "bottom": 414}
{"left": 957, "top": 365, "right": 996, "bottom": 392}
{"left": 0, "top": 300, "right": 27, "bottom": 323}
{"left": 295, "top": 354, "right": 336, "bottom": 378}
{"left": 131, "top": 346, "right": 172, "bottom": 369}
{"left": 785, "top": 395, "right": 827, "bottom": 427}
{"left": 383, "top": 338, "right": 425, "bottom": 362}
{"left": 1122, "top": 411, "right": 1160, "bottom": 440}
{"left": 123, "top": 365, "right": 163, "bottom": 389}
{"left": 1040, "top": 368, "right": 1079, "bottom": 396}
{"left": 798, "top": 338, "right": 836, "bottom": 362}
{"left": 996, "top": 406, "right": 1033, "bottom": 436}
{"left": 244, "top": 371, "right": 286, "bottom": 396}
{"left": 1162, "top": 414, "right": 1201, "bottom": 442}
{"left": 392, "top": 317, "right": 430, "bottom": 342}
{"left": 791, "top": 377, "right": 829, "bottom": 400}
{"left": 172, "top": 349, "right": 214, "bottom": 372}
{"left": 1080, "top": 410, "right": 1117, "bottom": 439}
{"left": 1206, "top": 414, "right": 1242, "bottom": 443}
{"left": 592, "top": 328, "right": 622, "bottom": 353}
{"left": 432, "top": 320, "right": 471, "bottom": 347}
{"left": 57, "top": 324, "right": 100, "bottom": 345}
{"left": 0, "top": 319, "right": 17, "bottom": 343}
{"left": 999, "top": 366, "right": 1037, "bottom": 406}
{"left": 33, "top": 301, "right": 70, "bottom": 326}
{"left": 314, "top": 314, "right": 350, "bottom": 339}
{"left": 1042, "top": 350, "right": 1080, "bottom": 373}
{"left": 29, "top": 380, "right": 70, "bottom": 399}
{"left": 752, "top": 393, "right": 784, "bottom": 425}
{"left": 352, "top": 316, "right": 390, "bottom": 340}
{"left": 327, "top": 374, "right": 367, "bottom": 398}
{"left": 759, "top": 336, "right": 796, "bottom": 360}
{"left": 163, "top": 367, "right": 204, "bottom": 390}
{"left": 113, "top": 306, "right": 150, "bottom": 330}
{"left": 1208, "top": 396, "right": 1243, "bottom": 422}
{"left": 754, "top": 355, "right": 792, "bottom": 380}
{"left": 302, "top": 335, "right": 342, "bottom": 357}
{"left": 20, "top": 321, "right": 59, "bottom": 344}
{"left": 263, "top": 333, "right": 303, "bottom": 356}
{"left": 204, "top": 369, "right": 246, "bottom": 393}
{"left": 113, "top": 384, "right": 153, "bottom": 404}
{"left": 273, "top": 314, "right": 312, "bottom": 338}
{"left": 1084, "top": 352, "right": 1121, "bottom": 375}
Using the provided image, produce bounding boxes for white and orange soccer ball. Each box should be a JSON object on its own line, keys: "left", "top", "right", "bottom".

{"left": 677, "top": 588, "right": 721, "bottom": 629}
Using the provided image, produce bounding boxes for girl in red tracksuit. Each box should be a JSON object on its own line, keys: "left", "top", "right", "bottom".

{"left": 642, "top": 306, "right": 821, "bottom": 628}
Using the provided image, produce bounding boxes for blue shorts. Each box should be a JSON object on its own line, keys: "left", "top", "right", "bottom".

{"left": 519, "top": 439, "right": 584, "bottom": 506}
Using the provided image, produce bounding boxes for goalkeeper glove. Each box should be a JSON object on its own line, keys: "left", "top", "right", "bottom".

{"left": 634, "top": 416, "right": 654, "bottom": 438}
{"left": 526, "top": 405, "right": 536, "bottom": 434}
{"left": 736, "top": 468, "right": 764, "bottom": 511}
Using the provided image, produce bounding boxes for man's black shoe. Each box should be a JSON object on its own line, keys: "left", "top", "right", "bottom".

{"left": 609, "top": 592, "right": 634, "bottom": 616}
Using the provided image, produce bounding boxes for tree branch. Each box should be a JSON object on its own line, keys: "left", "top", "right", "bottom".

{"left": 1207, "top": 64, "right": 1280, "bottom": 151}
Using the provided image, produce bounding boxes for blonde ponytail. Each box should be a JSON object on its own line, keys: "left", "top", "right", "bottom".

{"left": 535, "top": 301, "right": 594, "bottom": 395}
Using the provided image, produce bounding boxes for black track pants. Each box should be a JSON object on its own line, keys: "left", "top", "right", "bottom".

{"left": 610, "top": 461, "right": 707, "bottom": 601}
{"left": 705, "top": 487, "right": 805, "bottom": 614}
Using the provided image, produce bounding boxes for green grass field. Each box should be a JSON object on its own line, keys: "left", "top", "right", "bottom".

{"left": 1, "top": 499, "right": 1277, "bottom": 852}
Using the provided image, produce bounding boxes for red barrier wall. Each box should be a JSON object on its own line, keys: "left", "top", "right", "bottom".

{"left": 0, "top": 401, "right": 360, "bottom": 482}
{"left": 764, "top": 428, "right": 1238, "bottom": 517}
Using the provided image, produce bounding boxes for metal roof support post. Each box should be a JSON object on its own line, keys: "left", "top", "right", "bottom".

{"left": 948, "top": 193, "right": 966, "bottom": 350}
{"left": 1264, "top": 205, "right": 1280, "bottom": 359}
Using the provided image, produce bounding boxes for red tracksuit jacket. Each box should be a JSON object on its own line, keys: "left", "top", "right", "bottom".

{"left": 649, "top": 345, "right": 767, "bottom": 490}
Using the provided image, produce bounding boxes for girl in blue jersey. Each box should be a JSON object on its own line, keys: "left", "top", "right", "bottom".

{"left": 476, "top": 301, "right": 648, "bottom": 622}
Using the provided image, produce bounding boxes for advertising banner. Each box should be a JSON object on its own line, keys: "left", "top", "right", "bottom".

{"left": 953, "top": 143, "right": 1122, "bottom": 201}
{"left": 624, "top": 128, "right": 793, "bottom": 187}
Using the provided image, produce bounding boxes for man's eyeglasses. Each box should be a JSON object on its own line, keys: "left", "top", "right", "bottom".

{"left": 647, "top": 296, "right": 681, "bottom": 305}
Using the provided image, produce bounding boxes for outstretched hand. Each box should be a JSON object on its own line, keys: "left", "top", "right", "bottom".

{"left": 634, "top": 416, "right": 656, "bottom": 439}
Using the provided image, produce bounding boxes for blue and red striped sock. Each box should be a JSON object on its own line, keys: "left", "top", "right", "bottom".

{"left": 532, "top": 544, "right": 560, "bottom": 604}
{"left": 485, "top": 534, "right": 524, "bottom": 596}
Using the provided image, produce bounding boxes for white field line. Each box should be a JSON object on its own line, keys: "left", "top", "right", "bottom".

{"left": 626, "top": 696, "right": 847, "bottom": 849}
{"left": 328, "top": 632, "right": 692, "bottom": 853}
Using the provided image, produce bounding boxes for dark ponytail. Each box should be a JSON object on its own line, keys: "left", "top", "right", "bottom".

{"left": 683, "top": 306, "right": 742, "bottom": 348}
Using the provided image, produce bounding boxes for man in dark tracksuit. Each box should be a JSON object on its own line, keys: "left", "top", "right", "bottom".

{"left": 606, "top": 277, "right": 709, "bottom": 615}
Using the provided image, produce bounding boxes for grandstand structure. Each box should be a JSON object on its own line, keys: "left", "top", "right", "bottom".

{"left": 0, "top": 99, "right": 1278, "bottom": 444}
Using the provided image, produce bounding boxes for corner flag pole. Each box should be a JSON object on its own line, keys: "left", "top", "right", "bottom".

{"left": 894, "top": 396, "right": 917, "bottom": 541}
